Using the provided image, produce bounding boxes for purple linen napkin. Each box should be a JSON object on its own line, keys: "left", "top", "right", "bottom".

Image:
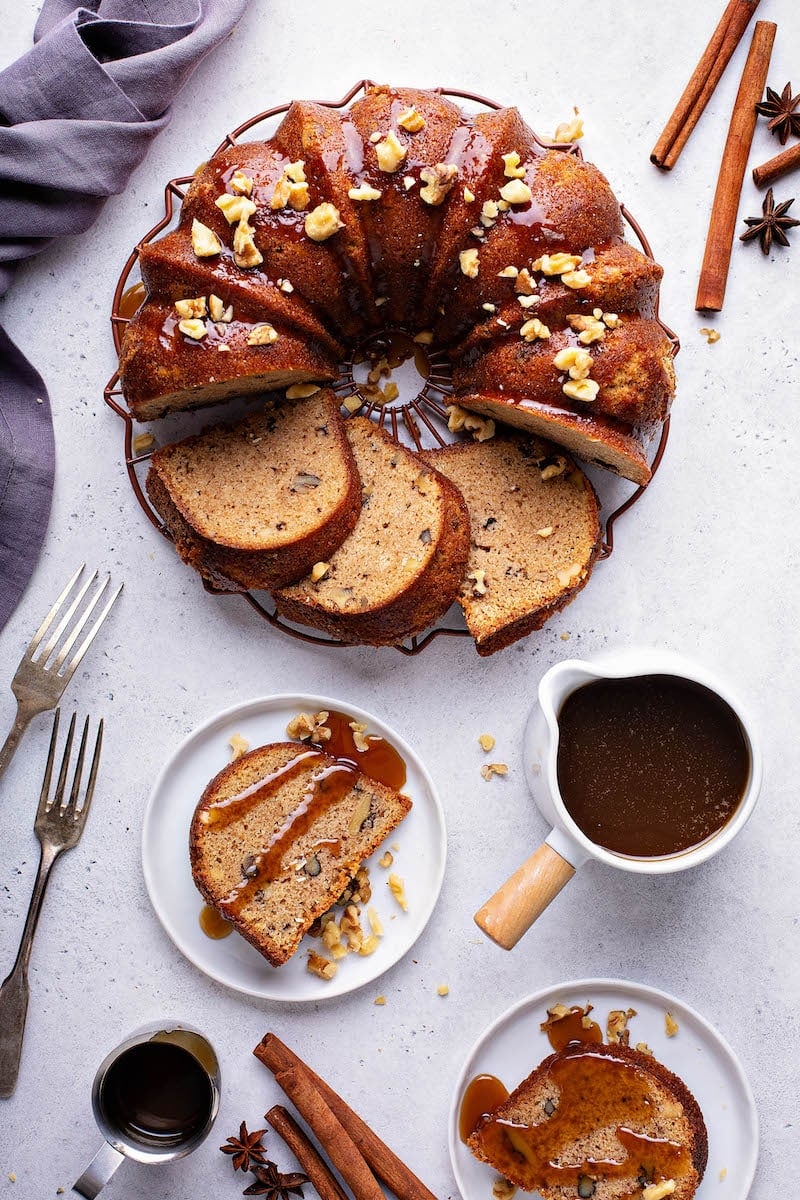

{"left": 0, "top": 0, "right": 250, "bottom": 630}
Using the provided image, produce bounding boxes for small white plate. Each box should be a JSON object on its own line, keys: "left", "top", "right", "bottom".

{"left": 141, "top": 694, "right": 446, "bottom": 1001}
{"left": 449, "top": 978, "right": 758, "bottom": 1200}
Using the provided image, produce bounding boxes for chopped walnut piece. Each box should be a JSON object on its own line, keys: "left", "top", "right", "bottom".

{"left": 349, "top": 721, "right": 370, "bottom": 753}
{"left": 468, "top": 569, "right": 487, "bottom": 596}
{"left": 536, "top": 526, "right": 554, "bottom": 538}
{"left": 437, "top": 984, "right": 450, "bottom": 996}
{"left": 374, "top": 995, "right": 386, "bottom": 1006}
{"left": 478, "top": 733, "right": 496, "bottom": 752}
{"left": 247, "top": 323, "right": 278, "bottom": 346}
{"left": 642, "top": 1182, "right": 676, "bottom": 1200}
{"left": 321, "top": 920, "right": 342, "bottom": 951}
{"left": 520, "top": 318, "right": 550, "bottom": 341}
{"left": 278, "top": 278, "right": 294, "bottom": 293}
{"left": 208, "top": 294, "right": 233, "bottom": 323}
{"left": 191, "top": 218, "right": 221, "bottom": 257}
{"left": 539, "top": 455, "right": 568, "bottom": 480}
{"left": 463, "top": 185, "right": 476, "bottom": 202}
{"left": 635, "top": 1042, "right": 654, "bottom": 1056}
{"left": 286, "top": 711, "right": 331, "bottom": 744}
{"left": 499, "top": 179, "right": 532, "bottom": 205}
{"left": 481, "top": 199, "right": 500, "bottom": 224}
{"left": 359, "top": 934, "right": 380, "bottom": 956}
{"left": 665, "top": 1011, "right": 680, "bottom": 1038}
{"left": 492, "top": 1177, "right": 517, "bottom": 1200}
{"left": 606, "top": 1007, "right": 637, "bottom": 1045}
{"left": 305, "top": 202, "right": 344, "bottom": 241}
{"left": 419, "top": 162, "right": 458, "bottom": 205}
{"left": 367, "top": 907, "right": 383, "bottom": 936}
{"left": 514, "top": 267, "right": 536, "bottom": 295}
{"left": 378, "top": 850, "right": 394, "bottom": 868}
{"left": 375, "top": 130, "right": 407, "bottom": 172}
{"left": 459, "top": 248, "right": 480, "bottom": 278}
{"left": 553, "top": 347, "right": 594, "bottom": 380}
{"left": 403, "top": 175, "right": 416, "bottom": 190}
{"left": 602, "top": 311, "right": 620, "bottom": 329}
{"left": 215, "top": 194, "right": 257, "bottom": 225}
{"left": 481, "top": 762, "right": 509, "bottom": 780}
{"left": 446, "top": 404, "right": 495, "bottom": 442}
{"left": 132, "top": 432, "right": 155, "bottom": 455}
{"left": 310, "top": 562, "right": 330, "bottom": 583}
{"left": 562, "top": 268, "right": 592, "bottom": 289}
{"left": 532, "top": 252, "right": 583, "bottom": 276}
{"left": 228, "top": 733, "right": 250, "bottom": 761}
{"left": 285, "top": 383, "right": 321, "bottom": 399}
{"left": 699, "top": 326, "right": 720, "bottom": 344}
{"left": 557, "top": 563, "right": 584, "bottom": 588}
{"left": 497, "top": 265, "right": 519, "bottom": 278}
{"left": 174, "top": 296, "right": 207, "bottom": 319}
{"left": 553, "top": 112, "right": 584, "bottom": 143}
{"left": 229, "top": 169, "right": 254, "bottom": 196}
{"left": 348, "top": 182, "right": 382, "bottom": 201}
{"left": 397, "top": 105, "right": 425, "bottom": 132}
{"left": 306, "top": 951, "right": 337, "bottom": 981}
{"left": 234, "top": 219, "right": 263, "bottom": 269}
{"left": 178, "top": 318, "right": 207, "bottom": 340}
{"left": 482, "top": 302, "right": 496, "bottom": 313}
{"left": 502, "top": 151, "right": 527, "bottom": 179}
{"left": 563, "top": 378, "right": 600, "bottom": 403}
{"left": 568, "top": 313, "right": 606, "bottom": 344}
{"left": 388, "top": 873, "right": 408, "bottom": 912}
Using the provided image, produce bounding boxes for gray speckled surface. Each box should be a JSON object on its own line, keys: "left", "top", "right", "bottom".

{"left": 1, "top": 2, "right": 798, "bottom": 1197}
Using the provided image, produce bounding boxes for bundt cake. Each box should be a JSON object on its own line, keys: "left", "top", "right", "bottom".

{"left": 119, "top": 83, "right": 674, "bottom": 484}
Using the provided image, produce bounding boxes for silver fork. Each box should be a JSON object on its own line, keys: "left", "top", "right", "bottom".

{"left": 0, "top": 565, "right": 121, "bottom": 784}
{"left": 0, "top": 709, "right": 104, "bottom": 1098}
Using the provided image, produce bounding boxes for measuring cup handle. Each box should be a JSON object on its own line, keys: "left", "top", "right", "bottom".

{"left": 474, "top": 836, "right": 579, "bottom": 949}
{"left": 72, "top": 1142, "right": 125, "bottom": 1198}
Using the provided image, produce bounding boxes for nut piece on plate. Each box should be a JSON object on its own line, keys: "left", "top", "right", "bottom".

{"left": 286, "top": 710, "right": 331, "bottom": 744}
{"left": 665, "top": 1011, "right": 680, "bottom": 1038}
{"left": 606, "top": 1007, "right": 637, "bottom": 1045}
{"left": 481, "top": 762, "right": 508, "bottom": 780}
{"left": 478, "top": 733, "right": 496, "bottom": 752}
{"left": 228, "top": 733, "right": 250, "bottom": 761}
{"left": 306, "top": 950, "right": 337, "bottom": 981}
{"left": 387, "top": 873, "right": 408, "bottom": 912}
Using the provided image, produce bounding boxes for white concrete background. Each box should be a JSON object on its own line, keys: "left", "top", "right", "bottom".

{"left": 1, "top": 1, "right": 798, "bottom": 1197}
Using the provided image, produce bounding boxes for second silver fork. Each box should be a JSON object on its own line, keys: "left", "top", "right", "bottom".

{"left": 0, "top": 709, "right": 104, "bottom": 1098}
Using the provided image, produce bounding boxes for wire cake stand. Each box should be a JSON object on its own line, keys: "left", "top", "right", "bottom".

{"left": 104, "top": 80, "right": 679, "bottom": 655}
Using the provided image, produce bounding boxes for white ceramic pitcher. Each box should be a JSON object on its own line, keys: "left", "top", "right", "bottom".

{"left": 474, "top": 648, "right": 762, "bottom": 949}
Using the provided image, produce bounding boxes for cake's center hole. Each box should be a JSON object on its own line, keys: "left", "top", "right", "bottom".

{"left": 352, "top": 329, "right": 431, "bottom": 407}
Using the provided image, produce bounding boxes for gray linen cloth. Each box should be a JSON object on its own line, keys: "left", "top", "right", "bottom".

{"left": 0, "top": 0, "right": 250, "bottom": 630}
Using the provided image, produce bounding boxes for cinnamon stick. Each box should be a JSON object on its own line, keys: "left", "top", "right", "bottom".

{"left": 753, "top": 142, "right": 800, "bottom": 188}
{"left": 254, "top": 1033, "right": 438, "bottom": 1200}
{"left": 266, "top": 1105, "right": 350, "bottom": 1200}
{"left": 274, "top": 1067, "right": 384, "bottom": 1200}
{"left": 695, "top": 20, "right": 777, "bottom": 312}
{"left": 651, "top": 0, "right": 762, "bottom": 170}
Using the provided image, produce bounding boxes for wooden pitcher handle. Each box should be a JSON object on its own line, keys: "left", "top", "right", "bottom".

{"left": 474, "top": 842, "right": 575, "bottom": 950}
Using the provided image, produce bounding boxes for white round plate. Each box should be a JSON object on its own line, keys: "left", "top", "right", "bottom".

{"left": 449, "top": 978, "right": 758, "bottom": 1200}
{"left": 141, "top": 694, "right": 446, "bottom": 1001}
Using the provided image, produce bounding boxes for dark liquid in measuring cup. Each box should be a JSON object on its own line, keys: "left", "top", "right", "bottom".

{"left": 556, "top": 674, "right": 750, "bottom": 857}
{"left": 101, "top": 1041, "right": 212, "bottom": 1146}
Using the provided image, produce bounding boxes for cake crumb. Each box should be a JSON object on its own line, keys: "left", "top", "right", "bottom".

{"left": 699, "top": 326, "right": 720, "bottom": 344}
{"left": 665, "top": 1011, "right": 679, "bottom": 1037}
{"left": 228, "top": 733, "right": 250, "bottom": 761}
{"left": 719, "top": 1167, "right": 727, "bottom": 1181}
{"left": 8, "top": 1174, "right": 16, "bottom": 1183}
{"left": 607, "top": 1007, "right": 637, "bottom": 1045}
{"left": 374, "top": 995, "right": 386, "bottom": 1005}
{"left": 560, "top": 631, "right": 571, "bottom": 641}
{"left": 437, "top": 984, "right": 450, "bottom": 997}
{"left": 478, "top": 733, "right": 496, "bottom": 752}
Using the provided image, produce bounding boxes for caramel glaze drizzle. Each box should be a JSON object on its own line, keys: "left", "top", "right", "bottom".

{"left": 478, "top": 1049, "right": 690, "bottom": 1189}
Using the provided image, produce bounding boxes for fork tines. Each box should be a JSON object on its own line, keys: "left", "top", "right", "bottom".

{"left": 26, "top": 565, "right": 123, "bottom": 682}
{"left": 39, "top": 710, "right": 104, "bottom": 821}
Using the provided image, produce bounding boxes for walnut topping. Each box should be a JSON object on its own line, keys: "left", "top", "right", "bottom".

{"left": 539, "top": 455, "right": 568, "bottom": 480}
{"left": 270, "top": 161, "right": 309, "bottom": 211}
{"left": 378, "top": 850, "right": 394, "bottom": 868}
{"left": 310, "top": 562, "right": 330, "bottom": 583}
{"left": 191, "top": 218, "right": 221, "bottom": 257}
{"left": 532, "top": 252, "right": 583, "bottom": 276}
{"left": 228, "top": 733, "right": 250, "bottom": 761}
{"left": 349, "top": 721, "right": 370, "bottom": 753}
{"left": 553, "top": 112, "right": 584, "bottom": 142}
{"left": 499, "top": 178, "right": 532, "bottom": 205}
{"left": 369, "top": 131, "right": 382, "bottom": 144}
{"left": 305, "top": 202, "right": 344, "bottom": 241}
{"left": 501, "top": 150, "right": 527, "bottom": 178}
{"left": 568, "top": 313, "right": 606, "bottom": 344}
{"left": 208, "top": 294, "right": 233, "bottom": 322}
{"left": 348, "top": 182, "right": 382, "bottom": 201}
{"left": 481, "top": 199, "right": 500, "bottom": 226}
{"left": 563, "top": 378, "right": 600, "bottom": 402}
{"left": 388, "top": 873, "right": 408, "bottom": 912}
{"left": 217, "top": 344, "right": 231, "bottom": 352}
{"left": 459, "top": 248, "right": 480, "bottom": 278}
{"left": 497, "top": 265, "right": 519, "bottom": 278}
{"left": 562, "top": 268, "right": 592, "bottom": 289}
{"left": 515, "top": 267, "right": 537, "bottom": 295}
{"left": 481, "top": 762, "right": 509, "bottom": 779}
{"left": 606, "top": 1007, "right": 637, "bottom": 1045}
{"left": 665, "top": 1011, "right": 680, "bottom": 1037}
{"left": 132, "top": 432, "right": 155, "bottom": 455}
{"left": 446, "top": 404, "right": 495, "bottom": 441}
{"left": 278, "top": 278, "right": 294, "bottom": 293}
{"left": 229, "top": 169, "right": 254, "bottom": 196}
{"left": 178, "top": 317, "right": 207, "bottom": 340}
{"left": 419, "top": 162, "right": 458, "bottom": 205}
{"left": 375, "top": 129, "right": 407, "bottom": 172}
{"left": 520, "top": 318, "right": 551, "bottom": 341}
{"left": 517, "top": 294, "right": 539, "bottom": 309}
{"left": 234, "top": 219, "right": 263, "bottom": 269}
{"left": 397, "top": 105, "right": 425, "bottom": 132}
{"left": 174, "top": 296, "right": 207, "bottom": 319}
{"left": 286, "top": 710, "right": 331, "bottom": 744}
{"left": 247, "top": 323, "right": 278, "bottom": 346}
{"left": 215, "top": 194, "right": 257, "bottom": 225}
{"left": 554, "top": 347, "right": 594, "bottom": 379}
{"left": 463, "top": 185, "right": 476, "bottom": 202}
{"left": 285, "top": 383, "right": 321, "bottom": 399}
{"left": 478, "top": 733, "right": 496, "bottom": 752}
{"left": 307, "top": 950, "right": 337, "bottom": 981}
{"left": 403, "top": 175, "right": 417, "bottom": 190}
{"left": 635, "top": 1042, "right": 654, "bottom": 1056}
{"left": 642, "top": 1183, "right": 676, "bottom": 1200}
{"left": 699, "top": 325, "right": 720, "bottom": 344}
{"left": 482, "top": 302, "right": 497, "bottom": 313}
{"left": 468, "top": 568, "right": 487, "bottom": 596}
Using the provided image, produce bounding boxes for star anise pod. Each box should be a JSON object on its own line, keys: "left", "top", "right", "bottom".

{"left": 740, "top": 188, "right": 800, "bottom": 254}
{"left": 755, "top": 82, "right": 800, "bottom": 145}
{"left": 220, "top": 1121, "right": 269, "bottom": 1172}
{"left": 242, "top": 1161, "right": 309, "bottom": 1198}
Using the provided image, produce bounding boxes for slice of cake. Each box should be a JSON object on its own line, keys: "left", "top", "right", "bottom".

{"left": 189, "top": 741, "right": 412, "bottom": 967}
{"left": 274, "top": 417, "right": 470, "bottom": 645}
{"left": 146, "top": 390, "right": 360, "bottom": 592}
{"left": 422, "top": 434, "right": 600, "bottom": 655}
{"left": 467, "top": 1041, "right": 708, "bottom": 1200}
